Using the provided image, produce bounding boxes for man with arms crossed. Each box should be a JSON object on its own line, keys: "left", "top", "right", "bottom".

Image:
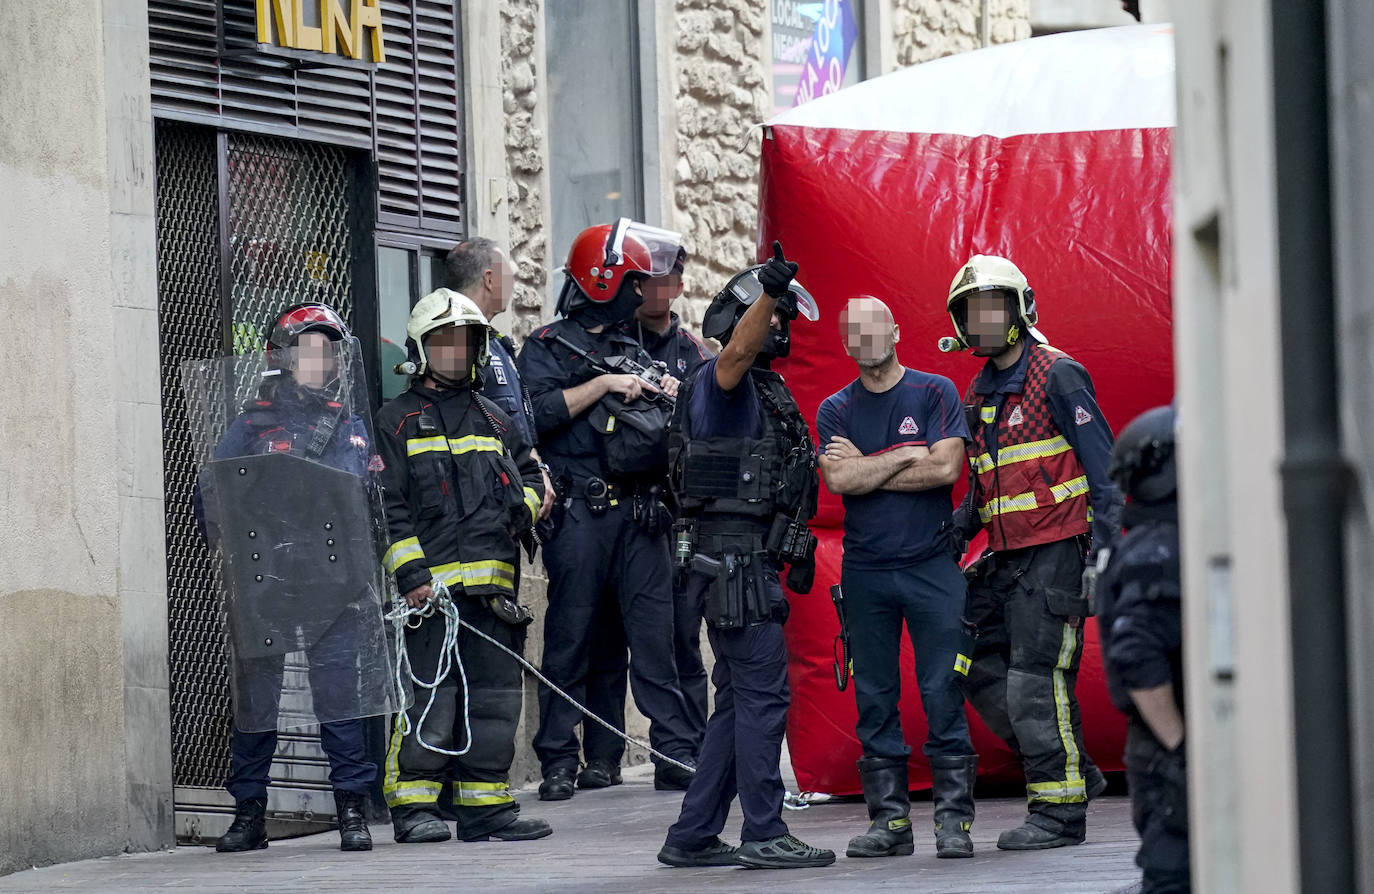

{"left": 816, "top": 296, "right": 979, "bottom": 859}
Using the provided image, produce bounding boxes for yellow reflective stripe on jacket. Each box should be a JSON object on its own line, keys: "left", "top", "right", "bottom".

{"left": 975, "top": 473, "right": 1089, "bottom": 522}
{"left": 953, "top": 653, "right": 972, "bottom": 676}
{"left": 980, "top": 406, "right": 997, "bottom": 424}
{"left": 455, "top": 780, "right": 514, "bottom": 807}
{"left": 383, "top": 537, "right": 426, "bottom": 574}
{"left": 406, "top": 436, "right": 449, "bottom": 456}
{"left": 523, "top": 486, "right": 540, "bottom": 526}
{"left": 406, "top": 435, "right": 505, "bottom": 457}
{"left": 970, "top": 435, "right": 1073, "bottom": 475}
{"left": 1051, "top": 475, "right": 1089, "bottom": 503}
{"left": 449, "top": 435, "right": 504, "bottom": 455}
{"left": 977, "top": 490, "right": 1039, "bottom": 523}
{"left": 430, "top": 559, "right": 517, "bottom": 590}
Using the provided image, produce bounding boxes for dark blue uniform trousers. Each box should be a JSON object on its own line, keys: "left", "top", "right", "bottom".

{"left": 841, "top": 553, "right": 973, "bottom": 759}
{"left": 534, "top": 497, "right": 695, "bottom": 773}
{"left": 225, "top": 650, "right": 376, "bottom": 799}
{"left": 582, "top": 574, "right": 709, "bottom": 763}
{"left": 665, "top": 573, "right": 790, "bottom": 849}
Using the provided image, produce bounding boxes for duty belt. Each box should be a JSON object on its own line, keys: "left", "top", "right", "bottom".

{"left": 566, "top": 476, "right": 655, "bottom": 515}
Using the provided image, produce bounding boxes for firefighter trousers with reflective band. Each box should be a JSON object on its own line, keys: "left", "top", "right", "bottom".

{"left": 385, "top": 589, "right": 526, "bottom": 839}
{"left": 960, "top": 537, "right": 1101, "bottom": 831}
{"left": 1125, "top": 718, "right": 1191, "bottom": 893}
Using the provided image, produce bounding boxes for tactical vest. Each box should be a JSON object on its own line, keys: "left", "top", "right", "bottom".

{"left": 668, "top": 367, "right": 818, "bottom": 532}
{"left": 964, "top": 343, "right": 1091, "bottom": 551}
{"left": 537, "top": 324, "right": 672, "bottom": 482}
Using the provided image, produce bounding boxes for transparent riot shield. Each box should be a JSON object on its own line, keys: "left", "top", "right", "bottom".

{"left": 181, "top": 337, "right": 402, "bottom": 733}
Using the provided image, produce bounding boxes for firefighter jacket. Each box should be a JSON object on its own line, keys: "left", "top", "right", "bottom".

{"left": 963, "top": 342, "right": 1118, "bottom": 551}
{"left": 376, "top": 381, "right": 543, "bottom": 598}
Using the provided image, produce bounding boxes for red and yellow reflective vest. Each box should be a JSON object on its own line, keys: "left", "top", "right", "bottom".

{"left": 964, "top": 343, "right": 1091, "bottom": 551}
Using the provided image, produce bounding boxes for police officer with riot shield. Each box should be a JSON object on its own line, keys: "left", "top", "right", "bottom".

{"left": 1098, "top": 405, "right": 1190, "bottom": 893}
{"left": 187, "top": 304, "right": 397, "bottom": 854}
{"left": 657, "top": 244, "right": 834, "bottom": 870}
{"left": 517, "top": 219, "right": 697, "bottom": 800}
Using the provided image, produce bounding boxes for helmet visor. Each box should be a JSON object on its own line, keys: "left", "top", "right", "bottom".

{"left": 728, "top": 268, "right": 820, "bottom": 321}
{"left": 610, "top": 219, "right": 685, "bottom": 277}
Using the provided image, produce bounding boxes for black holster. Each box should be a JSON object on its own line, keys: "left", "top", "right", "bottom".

{"left": 693, "top": 551, "right": 772, "bottom": 630}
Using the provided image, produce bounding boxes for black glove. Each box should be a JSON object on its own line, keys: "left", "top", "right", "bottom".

{"left": 758, "top": 240, "right": 799, "bottom": 305}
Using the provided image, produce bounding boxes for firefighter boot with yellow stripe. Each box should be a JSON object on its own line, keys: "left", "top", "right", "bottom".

{"left": 846, "top": 756, "right": 915, "bottom": 858}
{"left": 930, "top": 754, "right": 977, "bottom": 858}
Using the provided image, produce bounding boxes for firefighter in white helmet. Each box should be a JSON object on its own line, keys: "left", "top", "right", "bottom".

{"left": 375, "top": 289, "right": 551, "bottom": 844}
{"left": 944, "top": 255, "right": 1123, "bottom": 850}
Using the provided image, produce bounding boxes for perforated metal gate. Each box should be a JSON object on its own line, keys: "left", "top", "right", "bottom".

{"left": 155, "top": 121, "right": 370, "bottom": 842}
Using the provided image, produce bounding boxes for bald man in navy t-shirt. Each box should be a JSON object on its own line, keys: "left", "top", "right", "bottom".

{"left": 816, "top": 296, "right": 979, "bottom": 860}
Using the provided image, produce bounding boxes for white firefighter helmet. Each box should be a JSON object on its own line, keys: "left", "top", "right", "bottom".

{"left": 400, "top": 288, "right": 492, "bottom": 379}
{"left": 946, "top": 254, "right": 1044, "bottom": 349}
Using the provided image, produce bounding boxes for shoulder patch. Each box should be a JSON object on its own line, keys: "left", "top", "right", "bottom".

{"left": 1074, "top": 405, "right": 1094, "bottom": 426}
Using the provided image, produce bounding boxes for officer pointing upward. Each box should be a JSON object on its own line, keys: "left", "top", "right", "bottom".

{"left": 658, "top": 243, "right": 833, "bottom": 870}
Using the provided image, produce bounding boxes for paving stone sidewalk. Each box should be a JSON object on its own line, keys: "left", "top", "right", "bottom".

{"left": 1, "top": 763, "right": 1142, "bottom": 894}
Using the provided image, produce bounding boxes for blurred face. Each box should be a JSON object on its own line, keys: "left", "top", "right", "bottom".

{"left": 491, "top": 249, "right": 517, "bottom": 312}
{"left": 425, "top": 324, "right": 475, "bottom": 381}
{"left": 294, "top": 331, "right": 338, "bottom": 389}
{"left": 967, "top": 291, "right": 1012, "bottom": 352}
{"left": 840, "top": 297, "right": 898, "bottom": 369}
{"left": 638, "top": 273, "right": 684, "bottom": 319}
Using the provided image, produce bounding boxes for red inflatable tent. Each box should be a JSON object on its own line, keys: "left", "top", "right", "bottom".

{"left": 758, "top": 24, "right": 1176, "bottom": 795}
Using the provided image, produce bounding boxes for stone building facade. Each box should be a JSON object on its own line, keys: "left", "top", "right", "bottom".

{"left": 496, "top": 0, "right": 1032, "bottom": 335}
{"left": 0, "top": 0, "right": 1033, "bottom": 876}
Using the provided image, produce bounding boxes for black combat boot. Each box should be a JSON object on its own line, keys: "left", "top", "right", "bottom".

{"left": 996, "top": 814, "right": 1085, "bottom": 850}
{"left": 845, "top": 756, "right": 914, "bottom": 858}
{"left": 215, "top": 798, "right": 268, "bottom": 853}
{"left": 333, "top": 790, "right": 372, "bottom": 852}
{"left": 577, "top": 758, "right": 622, "bottom": 790}
{"left": 463, "top": 816, "right": 553, "bottom": 841}
{"left": 538, "top": 766, "right": 576, "bottom": 801}
{"left": 929, "top": 754, "right": 977, "bottom": 858}
{"left": 391, "top": 805, "right": 452, "bottom": 843}
{"left": 654, "top": 759, "right": 695, "bottom": 792}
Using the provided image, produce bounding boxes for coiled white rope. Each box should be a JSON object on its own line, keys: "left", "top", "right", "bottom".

{"left": 384, "top": 581, "right": 808, "bottom": 808}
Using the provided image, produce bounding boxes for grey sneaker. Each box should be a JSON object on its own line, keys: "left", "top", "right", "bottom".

{"left": 735, "top": 834, "right": 836, "bottom": 869}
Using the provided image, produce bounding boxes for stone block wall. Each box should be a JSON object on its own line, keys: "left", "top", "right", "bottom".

{"left": 894, "top": 0, "right": 1031, "bottom": 67}
{"left": 670, "top": 0, "right": 773, "bottom": 325}
{"left": 500, "top": 1, "right": 551, "bottom": 341}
